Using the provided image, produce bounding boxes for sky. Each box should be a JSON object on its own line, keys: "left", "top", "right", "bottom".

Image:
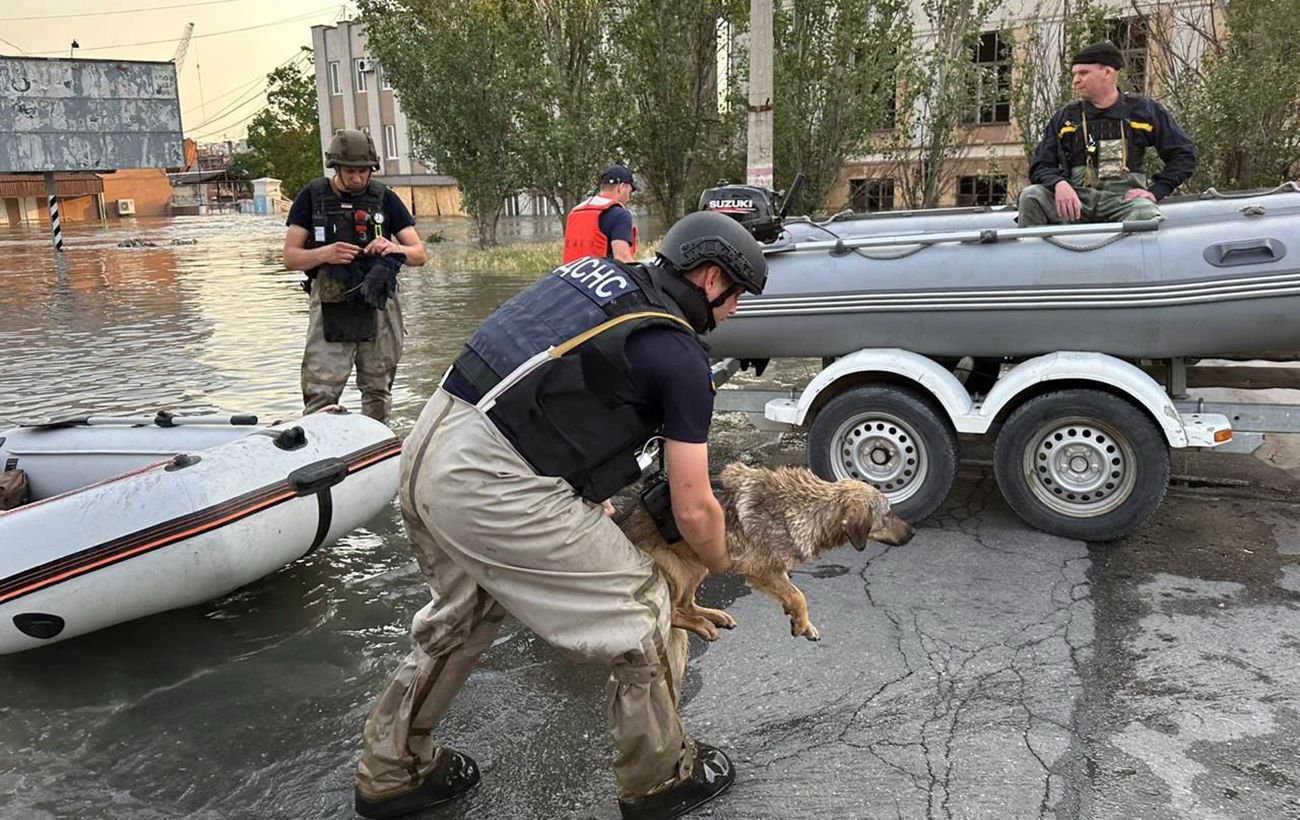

{"left": 0, "top": 0, "right": 357, "bottom": 142}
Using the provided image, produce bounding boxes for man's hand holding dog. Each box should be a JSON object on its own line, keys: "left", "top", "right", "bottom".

{"left": 665, "top": 440, "right": 731, "bottom": 574}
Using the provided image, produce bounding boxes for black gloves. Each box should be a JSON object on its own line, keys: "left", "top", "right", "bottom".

{"left": 359, "top": 252, "right": 405, "bottom": 310}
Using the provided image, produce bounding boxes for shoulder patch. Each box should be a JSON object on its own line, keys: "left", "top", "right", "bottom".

{"left": 552, "top": 257, "right": 637, "bottom": 305}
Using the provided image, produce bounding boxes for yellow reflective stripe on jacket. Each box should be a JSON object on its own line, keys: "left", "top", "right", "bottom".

{"left": 551, "top": 311, "right": 694, "bottom": 358}
{"left": 1128, "top": 120, "right": 1154, "bottom": 132}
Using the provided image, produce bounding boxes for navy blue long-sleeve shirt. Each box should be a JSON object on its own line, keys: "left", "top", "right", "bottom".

{"left": 1028, "top": 93, "right": 1197, "bottom": 200}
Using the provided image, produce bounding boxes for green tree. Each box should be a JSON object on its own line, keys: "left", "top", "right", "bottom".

{"left": 1156, "top": 0, "right": 1300, "bottom": 188}
{"left": 236, "top": 49, "right": 321, "bottom": 198}
{"left": 772, "top": 0, "right": 911, "bottom": 214}
{"left": 520, "top": 0, "right": 625, "bottom": 227}
{"left": 612, "top": 0, "right": 747, "bottom": 220}
{"left": 884, "top": 0, "right": 1001, "bottom": 208}
{"left": 360, "top": 0, "right": 534, "bottom": 247}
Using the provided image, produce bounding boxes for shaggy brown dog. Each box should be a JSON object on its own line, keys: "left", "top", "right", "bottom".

{"left": 618, "top": 463, "right": 914, "bottom": 641}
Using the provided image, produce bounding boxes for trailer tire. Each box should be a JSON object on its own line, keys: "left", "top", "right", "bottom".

{"left": 808, "top": 385, "right": 958, "bottom": 522}
{"left": 993, "top": 389, "right": 1169, "bottom": 541}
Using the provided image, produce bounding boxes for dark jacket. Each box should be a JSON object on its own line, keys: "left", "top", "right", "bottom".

{"left": 1028, "top": 93, "right": 1197, "bottom": 200}
{"left": 442, "top": 257, "right": 699, "bottom": 502}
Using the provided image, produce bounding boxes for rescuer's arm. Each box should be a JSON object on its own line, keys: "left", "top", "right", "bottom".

{"left": 611, "top": 239, "right": 634, "bottom": 263}
{"left": 664, "top": 439, "right": 729, "bottom": 574}
{"left": 283, "top": 225, "right": 359, "bottom": 270}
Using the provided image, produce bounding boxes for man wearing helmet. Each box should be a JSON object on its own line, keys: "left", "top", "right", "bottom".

{"left": 283, "top": 128, "right": 427, "bottom": 424}
{"left": 354, "top": 211, "right": 767, "bottom": 820}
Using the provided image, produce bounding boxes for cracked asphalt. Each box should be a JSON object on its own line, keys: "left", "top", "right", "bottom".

{"left": 3, "top": 419, "right": 1298, "bottom": 820}
{"left": 379, "top": 419, "right": 1300, "bottom": 820}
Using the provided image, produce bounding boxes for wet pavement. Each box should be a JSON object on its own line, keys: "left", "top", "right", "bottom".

{"left": 1, "top": 216, "right": 1299, "bottom": 819}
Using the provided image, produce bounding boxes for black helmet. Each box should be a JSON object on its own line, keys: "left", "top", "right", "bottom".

{"left": 325, "top": 129, "right": 381, "bottom": 170}
{"left": 656, "top": 211, "right": 768, "bottom": 295}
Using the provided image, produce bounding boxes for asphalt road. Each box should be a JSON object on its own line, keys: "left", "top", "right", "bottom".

{"left": 404, "top": 419, "right": 1300, "bottom": 820}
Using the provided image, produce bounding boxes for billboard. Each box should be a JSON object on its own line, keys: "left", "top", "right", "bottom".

{"left": 0, "top": 56, "right": 184, "bottom": 173}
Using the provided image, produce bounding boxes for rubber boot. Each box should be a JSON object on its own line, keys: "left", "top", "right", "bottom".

{"left": 354, "top": 748, "right": 480, "bottom": 819}
{"left": 617, "top": 743, "right": 735, "bottom": 820}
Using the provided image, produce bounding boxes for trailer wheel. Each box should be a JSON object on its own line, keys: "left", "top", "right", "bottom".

{"left": 808, "top": 385, "right": 958, "bottom": 522}
{"left": 993, "top": 390, "right": 1169, "bottom": 541}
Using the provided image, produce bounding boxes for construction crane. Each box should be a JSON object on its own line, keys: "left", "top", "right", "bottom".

{"left": 172, "top": 22, "right": 195, "bottom": 71}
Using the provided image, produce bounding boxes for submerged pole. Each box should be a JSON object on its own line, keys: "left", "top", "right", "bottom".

{"left": 43, "top": 171, "right": 67, "bottom": 276}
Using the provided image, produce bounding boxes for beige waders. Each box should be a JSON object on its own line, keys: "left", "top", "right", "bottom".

{"left": 1018, "top": 168, "right": 1162, "bottom": 227}
{"left": 356, "top": 389, "right": 694, "bottom": 803}
{"left": 300, "top": 285, "right": 404, "bottom": 424}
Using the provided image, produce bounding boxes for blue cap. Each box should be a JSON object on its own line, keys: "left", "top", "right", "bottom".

{"left": 601, "top": 164, "right": 636, "bottom": 191}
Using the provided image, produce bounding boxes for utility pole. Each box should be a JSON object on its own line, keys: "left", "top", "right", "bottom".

{"left": 746, "top": 0, "right": 774, "bottom": 189}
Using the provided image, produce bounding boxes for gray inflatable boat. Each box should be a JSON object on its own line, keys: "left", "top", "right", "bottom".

{"left": 705, "top": 182, "right": 1300, "bottom": 361}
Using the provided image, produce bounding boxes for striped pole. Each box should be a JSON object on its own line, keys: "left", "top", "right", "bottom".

{"left": 43, "top": 171, "right": 67, "bottom": 275}
{"left": 48, "top": 195, "right": 64, "bottom": 251}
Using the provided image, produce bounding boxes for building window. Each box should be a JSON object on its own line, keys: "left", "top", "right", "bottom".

{"left": 968, "top": 31, "right": 1011, "bottom": 124}
{"left": 327, "top": 61, "right": 341, "bottom": 95}
{"left": 383, "top": 124, "right": 398, "bottom": 159}
{"left": 956, "top": 175, "right": 1008, "bottom": 207}
{"left": 848, "top": 178, "right": 895, "bottom": 212}
{"left": 354, "top": 59, "right": 368, "bottom": 93}
{"left": 1107, "top": 17, "right": 1149, "bottom": 94}
{"left": 380, "top": 66, "right": 392, "bottom": 91}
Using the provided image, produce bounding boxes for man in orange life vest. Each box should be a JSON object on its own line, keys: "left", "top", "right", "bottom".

{"left": 562, "top": 164, "right": 638, "bottom": 263}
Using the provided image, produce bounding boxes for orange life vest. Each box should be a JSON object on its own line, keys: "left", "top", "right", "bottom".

{"left": 561, "top": 196, "right": 638, "bottom": 263}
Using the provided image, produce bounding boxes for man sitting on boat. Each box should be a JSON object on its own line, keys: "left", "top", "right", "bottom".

{"left": 1018, "top": 41, "right": 1197, "bottom": 227}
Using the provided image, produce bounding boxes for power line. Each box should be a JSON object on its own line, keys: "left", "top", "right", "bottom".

{"left": 184, "top": 52, "right": 311, "bottom": 133}
{"left": 1, "top": 0, "right": 258, "bottom": 22}
{"left": 189, "top": 104, "right": 268, "bottom": 141}
{"left": 0, "top": 35, "right": 28, "bottom": 54}
{"left": 32, "top": 7, "right": 339, "bottom": 55}
{"left": 182, "top": 49, "right": 304, "bottom": 115}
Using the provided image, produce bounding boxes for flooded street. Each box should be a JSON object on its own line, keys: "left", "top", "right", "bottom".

{"left": 2, "top": 214, "right": 1300, "bottom": 820}
{"left": 0, "top": 213, "right": 565, "bottom": 819}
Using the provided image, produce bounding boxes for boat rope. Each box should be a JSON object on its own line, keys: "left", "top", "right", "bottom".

{"left": 1197, "top": 181, "right": 1300, "bottom": 199}
{"left": 850, "top": 244, "right": 930, "bottom": 260}
{"left": 800, "top": 220, "right": 931, "bottom": 260}
{"left": 1043, "top": 232, "right": 1132, "bottom": 252}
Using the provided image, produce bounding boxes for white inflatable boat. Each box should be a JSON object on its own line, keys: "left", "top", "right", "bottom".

{"left": 0, "top": 410, "right": 401, "bottom": 654}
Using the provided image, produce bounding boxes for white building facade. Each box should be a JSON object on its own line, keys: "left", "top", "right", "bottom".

{"left": 310, "top": 21, "right": 463, "bottom": 217}
{"left": 832, "top": 0, "right": 1218, "bottom": 211}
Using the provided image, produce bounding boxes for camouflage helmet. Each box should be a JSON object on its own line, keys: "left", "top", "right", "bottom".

{"left": 325, "top": 128, "right": 380, "bottom": 170}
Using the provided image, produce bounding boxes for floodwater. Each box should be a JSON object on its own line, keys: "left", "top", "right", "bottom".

{"left": 0, "top": 213, "right": 590, "bottom": 819}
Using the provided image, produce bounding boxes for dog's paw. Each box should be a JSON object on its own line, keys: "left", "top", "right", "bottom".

{"left": 698, "top": 607, "right": 737, "bottom": 630}
{"left": 791, "top": 620, "right": 820, "bottom": 641}
{"left": 674, "top": 613, "right": 720, "bottom": 641}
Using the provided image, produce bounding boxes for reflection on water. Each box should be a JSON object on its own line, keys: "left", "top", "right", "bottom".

{"left": 0, "top": 214, "right": 574, "bottom": 819}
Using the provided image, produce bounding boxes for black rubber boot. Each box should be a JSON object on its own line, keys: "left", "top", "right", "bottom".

{"left": 617, "top": 743, "right": 735, "bottom": 820}
{"left": 354, "top": 749, "right": 480, "bottom": 819}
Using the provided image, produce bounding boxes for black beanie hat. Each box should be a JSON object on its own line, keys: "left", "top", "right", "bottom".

{"left": 1072, "top": 41, "right": 1123, "bottom": 70}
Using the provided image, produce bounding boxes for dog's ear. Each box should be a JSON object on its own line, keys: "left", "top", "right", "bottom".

{"left": 841, "top": 491, "right": 875, "bottom": 551}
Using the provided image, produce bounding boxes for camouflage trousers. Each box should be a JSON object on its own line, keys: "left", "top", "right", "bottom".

{"left": 300, "top": 287, "right": 403, "bottom": 424}
{"left": 356, "top": 390, "right": 694, "bottom": 803}
{"left": 1018, "top": 169, "right": 1162, "bottom": 227}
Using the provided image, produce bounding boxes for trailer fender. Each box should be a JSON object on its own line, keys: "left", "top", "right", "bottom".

{"left": 765, "top": 348, "right": 974, "bottom": 427}
{"left": 976, "top": 351, "right": 1189, "bottom": 446}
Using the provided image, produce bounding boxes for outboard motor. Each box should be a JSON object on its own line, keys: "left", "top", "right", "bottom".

{"left": 698, "top": 173, "right": 804, "bottom": 244}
